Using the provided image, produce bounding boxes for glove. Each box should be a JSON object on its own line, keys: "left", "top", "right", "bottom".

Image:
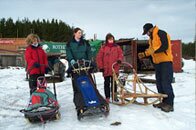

{"left": 45, "top": 67, "right": 49, "bottom": 74}
{"left": 117, "top": 60, "right": 122, "bottom": 64}
{"left": 89, "top": 61, "right": 96, "bottom": 67}
{"left": 70, "top": 59, "right": 76, "bottom": 65}
{"left": 99, "top": 68, "right": 104, "bottom": 72}
{"left": 138, "top": 52, "right": 146, "bottom": 59}
{"left": 33, "top": 62, "right": 40, "bottom": 68}
{"left": 78, "top": 60, "right": 84, "bottom": 65}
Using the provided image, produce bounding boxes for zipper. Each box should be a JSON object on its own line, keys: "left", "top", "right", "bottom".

{"left": 35, "top": 48, "right": 42, "bottom": 74}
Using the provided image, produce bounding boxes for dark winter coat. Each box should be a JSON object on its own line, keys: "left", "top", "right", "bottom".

{"left": 96, "top": 43, "right": 124, "bottom": 77}
{"left": 25, "top": 45, "right": 48, "bottom": 75}
{"left": 66, "top": 38, "right": 92, "bottom": 63}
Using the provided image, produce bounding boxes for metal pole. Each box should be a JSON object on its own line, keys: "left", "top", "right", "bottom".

{"left": 52, "top": 70, "right": 57, "bottom": 100}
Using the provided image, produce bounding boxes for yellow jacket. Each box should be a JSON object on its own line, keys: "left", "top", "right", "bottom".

{"left": 144, "top": 26, "right": 173, "bottom": 64}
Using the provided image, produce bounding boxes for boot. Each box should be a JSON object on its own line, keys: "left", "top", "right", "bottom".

{"left": 114, "top": 97, "right": 119, "bottom": 102}
{"left": 153, "top": 102, "right": 165, "bottom": 108}
{"left": 105, "top": 98, "right": 110, "bottom": 103}
{"left": 161, "top": 104, "right": 174, "bottom": 112}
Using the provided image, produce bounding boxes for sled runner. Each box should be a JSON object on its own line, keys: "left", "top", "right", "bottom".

{"left": 111, "top": 62, "right": 167, "bottom": 106}
{"left": 20, "top": 76, "right": 60, "bottom": 123}
{"left": 71, "top": 60, "right": 109, "bottom": 120}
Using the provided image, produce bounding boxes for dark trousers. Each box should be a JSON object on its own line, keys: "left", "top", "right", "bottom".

{"left": 104, "top": 76, "right": 117, "bottom": 99}
{"left": 154, "top": 62, "right": 175, "bottom": 106}
{"left": 29, "top": 74, "right": 44, "bottom": 95}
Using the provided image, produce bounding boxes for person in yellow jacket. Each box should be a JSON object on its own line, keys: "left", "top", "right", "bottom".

{"left": 138, "top": 23, "right": 175, "bottom": 112}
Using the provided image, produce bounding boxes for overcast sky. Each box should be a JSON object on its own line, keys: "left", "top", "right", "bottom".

{"left": 0, "top": 0, "right": 195, "bottom": 42}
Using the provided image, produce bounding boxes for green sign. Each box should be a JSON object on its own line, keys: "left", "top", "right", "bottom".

{"left": 89, "top": 40, "right": 103, "bottom": 57}
{"left": 40, "top": 40, "right": 103, "bottom": 57}
{"left": 40, "top": 42, "right": 66, "bottom": 54}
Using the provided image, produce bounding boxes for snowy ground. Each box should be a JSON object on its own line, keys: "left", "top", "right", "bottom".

{"left": 0, "top": 59, "right": 195, "bottom": 130}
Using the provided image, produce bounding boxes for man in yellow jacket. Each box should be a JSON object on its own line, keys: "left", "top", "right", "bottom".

{"left": 138, "top": 23, "right": 175, "bottom": 112}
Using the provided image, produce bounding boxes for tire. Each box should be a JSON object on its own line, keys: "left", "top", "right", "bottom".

{"left": 27, "top": 117, "right": 34, "bottom": 123}
{"left": 55, "top": 112, "right": 61, "bottom": 120}
{"left": 59, "top": 72, "right": 65, "bottom": 82}
{"left": 59, "top": 63, "right": 65, "bottom": 82}
{"left": 77, "top": 109, "right": 84, "bottom": 121}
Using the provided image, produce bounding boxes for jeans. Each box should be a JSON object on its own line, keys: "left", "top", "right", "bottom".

{"left": 154, "top": 62, "right": 175, "bottom": 106}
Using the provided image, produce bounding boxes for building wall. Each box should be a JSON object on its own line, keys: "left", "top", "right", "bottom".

{"left": 0, "top": 38, "right": 26, "bottom": 67}
{"left": 0, "top": 55, "right": 16, "bottom": 67}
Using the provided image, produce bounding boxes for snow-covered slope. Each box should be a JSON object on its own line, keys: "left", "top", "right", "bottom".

{"left": 0, "top": 59, "right": 195, "bottom": 130}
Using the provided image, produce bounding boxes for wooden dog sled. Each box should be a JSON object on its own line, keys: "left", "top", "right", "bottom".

{"left": 112, "top": 62, "right": 167, "bottom": 106}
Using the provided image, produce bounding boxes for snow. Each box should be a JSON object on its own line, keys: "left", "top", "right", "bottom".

{"left": 0, "top": 59, "right": 195, "bottom": 130}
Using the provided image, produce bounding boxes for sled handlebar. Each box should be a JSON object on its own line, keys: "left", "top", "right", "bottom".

{"left": 27, "top": 64, "right": 57, "bottom": 100}
{"left": 71, "top": 59, "right": 93, "bottom": 73}
{"left": 112, "top": 61, "right": 136, "bottom": 74}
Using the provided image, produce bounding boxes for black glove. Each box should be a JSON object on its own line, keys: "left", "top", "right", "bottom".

{"left": 45, "top": 67, "right": 49, "bottom": 74}
{"left": 117, "top": 60, "right": 122, "bottom": 64}
{"left": 100, "top": 68, "right": 104, "bottom": 72}
{"left": 90, "top": 62, "right": 97, "bottom": 68}
{"left": 33, "top": 62, "right": 40, "bottom": 68}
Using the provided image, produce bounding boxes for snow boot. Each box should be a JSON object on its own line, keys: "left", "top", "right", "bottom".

{"left": 114, "top": 97, "right": 119, "bottom": 102}
{"left": 161, "top": 104, "right": 174, "bottom": 112}
{"left": 105, "top": 98, "right": 110, "bottom": 103}
{"left": 153, "top": 102, "right": 165, "bottom": 108}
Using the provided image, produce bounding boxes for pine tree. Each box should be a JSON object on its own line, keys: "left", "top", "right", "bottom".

{"left": 0, "top": 18, "right": 73, "bottom": 42}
